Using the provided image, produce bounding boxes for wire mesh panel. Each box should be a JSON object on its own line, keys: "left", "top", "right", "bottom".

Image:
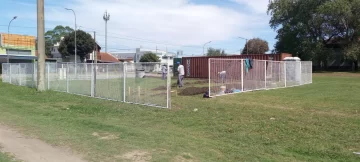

{"left": 125, "top": 62, "right": 168, "bottom": 107}
{"left": 47, "top": 62, "right": 67, "bottom": 92}
{"left": 243, "top": 60, "right": 266, "bottom": 91}
{"left": 285, "top": 61, "right": 302, "bottom": 87}
{"left": 2, "top": 62, "right": 172, "bottom": 108}
{"left": 209, "top": 59, "right": 313, "bottom": 97}
{"left": 95, "top": 63, "right": 124, "bottom": 101}
{"left": 266, "top": 61, "right": 286, "bottom": 89}
{"left": 301, "top": 61, "right": 313, "bottom": 84}
{"left": 2, "top": 63, "right": 10, "bottom": 83}
{"left": 209, "top": 59, "right": 243, "bottom": 97}
{"left": 67, "top": 63, "right": 92, "bottom": 96}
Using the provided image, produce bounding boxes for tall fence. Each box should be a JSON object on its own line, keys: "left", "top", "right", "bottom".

{"left": 209, "top": 59, "right": 312, "bottom": 97}
{"left": 2, "top": 62, "right": 172, "bottom": 108}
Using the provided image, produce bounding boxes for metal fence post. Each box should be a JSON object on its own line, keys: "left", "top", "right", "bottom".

{"left": 18, "top": 64, "right": 22, "bottom": 86}
{"left": 279, "top": 62, "right": 281, "bottom": 82}
{"left": 9, "top": 64, "right": 12, "bottom": 84}
{"left": 33, "top": 62, "right": 36, "bottom": 87}
{"left": 241, "top": 59, "right": 244, "bottom": 92}
{"left": 91, "top": 63, "right": 94, "bottom": 97}
{"left": 310, "top": 61, "right": 313, "bottom": 84}
{"left": 47, "top": 63, "right": 50, "bottom": 90}
{"left": 123, "top": 62, "right": 126, "bottom": 102}
{"left": 208, "top": 58, "right": 211, "bottom": 97}
{"left": 167, "top": 58, "right": 171, "bottom": 109}
{"left": 66, "top": 63, "right": 69, "bottom": 93}
{"left": 299, "top": 61, "right": 302, "bottom": 85}
{"left": 264, "top": 61, "right": 267, "bottom": 89}
{"left": 106, "top": 64, "right": 109, "bottom": 79}
{"left": 94, "top": 63, "right": 97, "bottom": 97}
{"left": 284, "top": 62, "right": 287, "bottom": 87}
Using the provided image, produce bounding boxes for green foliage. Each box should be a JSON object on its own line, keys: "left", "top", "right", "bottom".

{"left": 207, "top": 48, "right": 226, "bottom": 56}
{"left": 241, "top": 38, "right": 269, "bottom": 54}
{"left": 58, "top": 30, "right": 96, "bottom": 62}
{"left": 344, "top": 40, "right": 360, "bottom": 70}
{"left": 139, "top": 52, "right": 160, "bottom": 62}
{"left": 268, "top": 0, "right": 360, "bottom": 68}
{"left": 44, "top": 25, "right": 74, "bottom": 57}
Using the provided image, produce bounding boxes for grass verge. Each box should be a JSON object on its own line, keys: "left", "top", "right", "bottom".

{"left": 0, "top": 73, "right": 359, "bottom": 162}
{"left": 0, "top": 152, "right": 19, "bottom": 162}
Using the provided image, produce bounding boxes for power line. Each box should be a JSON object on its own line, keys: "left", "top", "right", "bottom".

{"left": 79, "top": 26, "right": 205, "bottom": 49}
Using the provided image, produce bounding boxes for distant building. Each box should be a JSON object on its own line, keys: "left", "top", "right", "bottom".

{"left": 111, "top": 48, "right": 176, "bottom": 66}
{"left": 0, "top": 33, "right": 37, "bottom": 63}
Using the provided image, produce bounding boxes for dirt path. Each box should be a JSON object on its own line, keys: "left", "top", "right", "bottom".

{"left": 0, "top": 124, "right": 87, "bottom": 162}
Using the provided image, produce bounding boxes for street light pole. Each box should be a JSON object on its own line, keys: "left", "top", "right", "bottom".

{"left": 239, "top": 37, "right": 248, "bottom": 55}
{"left": 65, "top": 8, "right": 77, "bottom": 64}
{"left": 103, "top": 11, "right": 110, "bottom": 54}
{"left": 7, "top": 16, "right": 17, "bottom": 63}
{"left": 203, "top": 41, "right": 212, "bottom": 56}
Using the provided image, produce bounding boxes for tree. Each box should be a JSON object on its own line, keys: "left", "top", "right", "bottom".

{"left": 344, "top": 40, "right": 360, "bottom": 71}
{"left": 241, "top": 38, "right": 269, "bottom": 54}
{"left": 58, "top": 30, "right": 95, "bottom": 62}
{"left": 207, "top": 48, "right": 226, "bottom": 56}
{"left": 44, "top": 25, "right": 74, "bottom": 57}
{"left": 268, "top": 0, "right": 360, "bottom": 70}
{"left": 139, "top": 52, "right": 160, "bottom": 62}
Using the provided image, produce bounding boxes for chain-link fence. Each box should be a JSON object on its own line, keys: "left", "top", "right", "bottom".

{"left": 2, "top": 62, "right": 172, "bottom": 108}
{"left": 209, "top": 59, "right": 312, "bottom": 97}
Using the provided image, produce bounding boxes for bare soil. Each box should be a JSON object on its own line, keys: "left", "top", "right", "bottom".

{"left": 0, "top": 124, "right": 87, "bottom": 162}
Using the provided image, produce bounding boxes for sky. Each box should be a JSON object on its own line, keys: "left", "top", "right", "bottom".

{"left": 0, "top": 0, "right": 277, "bottom": 56}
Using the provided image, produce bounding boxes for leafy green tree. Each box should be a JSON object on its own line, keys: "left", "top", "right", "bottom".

{"left": 58, "top": 30, "right": 95, "bottom": 62}
{"left": 241, "top": 38, "right": 269, "bottom": 54}
{"left": 44, "top": 25, "right": 74, "bottom": 57}
{"left": 268, "top": 0, "right": 360, "bottom": 70}
{"left": 344, "top": 41, "right": 360, "bottom": 71}
{"left": 207, "top": 48, "right": 226, "bottom": 56}
{"left": 140, "top": 52, "right": 160, "bottom": 62}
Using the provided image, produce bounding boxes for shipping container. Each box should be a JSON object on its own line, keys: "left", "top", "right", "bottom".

{"left": 181, "top": 53, "right": 292, "bottom": 78}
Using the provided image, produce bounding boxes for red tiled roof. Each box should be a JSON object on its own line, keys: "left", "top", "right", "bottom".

{"left": 97, "top": 52, "right": 120, "bottom": 63}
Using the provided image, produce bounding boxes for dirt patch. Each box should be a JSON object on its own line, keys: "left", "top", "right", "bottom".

{"left": 117, "top": 150, "right": 152, "bottom": 162}
{"left": 92, "top": 132, "right": 118, "bottom": 140}
{"left": 0, "top": 124, "right": 86, "bottom": 162}
{"left": 171, "top": 80, "right": 208, "bottom": 88}
{"left": 178, "top": 87, "right": 208, "bottom": 96}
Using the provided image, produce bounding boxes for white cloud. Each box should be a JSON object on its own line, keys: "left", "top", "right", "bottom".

{"left": 231, "top": 0, "right": 270, "bottom": 14}
{"left": 9, "top": 0, "right": 273, "bottom": 53}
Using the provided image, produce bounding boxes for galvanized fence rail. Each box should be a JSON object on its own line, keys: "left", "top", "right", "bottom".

{"left": 208, "top": 59, "right": 313, "bottom": 97}
{"left": 2, "top": 62, "right": 172, "bottom": 108}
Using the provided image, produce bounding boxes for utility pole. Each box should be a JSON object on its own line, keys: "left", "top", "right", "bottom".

{"left": 103, "top": 11, "right": 110, "bottom": 53}
{"left": 37, "top": 0, "right": 46, "bottom": 91}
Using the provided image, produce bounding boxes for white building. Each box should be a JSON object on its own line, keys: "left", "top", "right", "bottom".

{"left": 111, "top": 48, "right": 176, "bottom": 66}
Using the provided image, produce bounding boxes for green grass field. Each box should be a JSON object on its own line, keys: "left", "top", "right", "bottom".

{"left": 0, "top": 152, "right": 18, "bottom": 162}
{"left": 0, "top": 73, "right": 359, "bottom": 162}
